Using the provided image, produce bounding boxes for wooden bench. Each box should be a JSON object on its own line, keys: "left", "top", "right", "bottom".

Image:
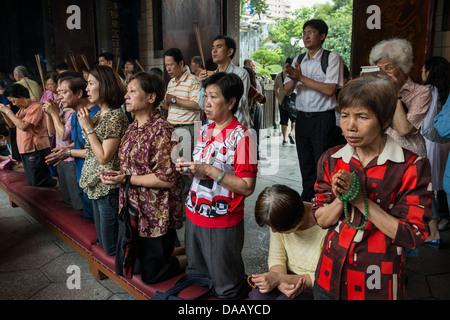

{"left": 0, "top": 170, "right": 212, "bottom": 300}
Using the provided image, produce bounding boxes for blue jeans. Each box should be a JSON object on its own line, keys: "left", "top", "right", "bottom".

{"left": 92, "top": 188, "right": 119, "bottom": 256}
{"left": 79, "top": 186, "right": 94, "bottom": 221}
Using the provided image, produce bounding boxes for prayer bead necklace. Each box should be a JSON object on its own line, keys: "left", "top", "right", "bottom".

{"left": 340, "top": 172, "right": 369, "bottom": 230}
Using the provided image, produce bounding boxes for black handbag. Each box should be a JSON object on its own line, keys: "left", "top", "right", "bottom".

{"left": 115, "top": 175, "right": 139, "bottom": 279}
{"left": 280, "top": 93, "right": 298, "bottom": 114}
{"left": 151, "top": 273, "right": 214, "bottom": 300}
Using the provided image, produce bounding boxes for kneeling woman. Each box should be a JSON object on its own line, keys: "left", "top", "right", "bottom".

{"left": 0, "top": 84, "right": 56, "bottom": 187}
{"left": 78, "top": 65, "right": 129, "bottom": 256}
{"left": 100, "top": 72, "right": 185, "bottom": 283}
{"left": 312, "top": 77, "right": 432, "bottom": 300}
{"left": 176, "top": 72, "right": 258, "bottom": 299}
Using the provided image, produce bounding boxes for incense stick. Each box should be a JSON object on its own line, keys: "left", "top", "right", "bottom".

{"left": 135, "top": 59, "right": 145, "bottom": 72}
{"left": 81, "top": 54, "right": 90, "bottom": 70}
{"left": 69, "top": 53, "right": 78, "bottom": 72}
{"left": 35, "top": 54, "right": 45, "bottom": 90}
{"left": 193, "top": 21, "right": 206, "bottom": 69}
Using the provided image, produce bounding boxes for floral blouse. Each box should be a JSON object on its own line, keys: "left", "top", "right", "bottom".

{"left": 118, "top": 110, "right": 182, "bottom": 238}
{"left": 79, "top": 108, "right": 129, "bottom": 199}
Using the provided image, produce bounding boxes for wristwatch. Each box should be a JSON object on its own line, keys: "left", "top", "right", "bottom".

{"left": 171, "top": 96, "right": 177, "bottom": 104}
{"left": 85, "top": 128, "right": 95, "bottom": 136}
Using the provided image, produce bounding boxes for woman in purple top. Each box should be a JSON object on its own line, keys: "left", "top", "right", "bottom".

{"left": 100, "top": 72, "right": 186, "bottom": 283}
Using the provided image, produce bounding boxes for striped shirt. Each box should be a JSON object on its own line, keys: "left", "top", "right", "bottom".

{"left": 167, "top": 67, "right": 201, "bottom": 125}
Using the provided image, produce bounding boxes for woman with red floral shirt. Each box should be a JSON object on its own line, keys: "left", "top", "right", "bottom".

{"left": 312, "top": 77, "right": 432, "bottom": 300}
{"left": 100, "top": 72, "right": 185, "bottom": 284}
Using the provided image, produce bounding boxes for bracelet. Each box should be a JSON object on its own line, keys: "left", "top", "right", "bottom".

{"left": 6, "top": 110, "right": 11, "bottom": 116}
{"left": 215, "top": 171, "right": 225, "bottom": 183}
{"left": 85, "top": 129, "right": 95, "bottom": 136}
{"left": 67, "top": 149, "right": 71, "bottom": 157}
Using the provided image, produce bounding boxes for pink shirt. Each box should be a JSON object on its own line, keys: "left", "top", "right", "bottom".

{"left": 16, "top": 103, "right": 50, "bottom": 154}
{"left": 385, "top": 79, "right": 431, "bottom": 158}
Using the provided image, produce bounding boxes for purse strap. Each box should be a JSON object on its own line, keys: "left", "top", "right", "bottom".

{"left": 151, "top": 273, "right": 214, "bottom": 300}
{"left": 123, "top": 175, "right": 132, "bottom": 207}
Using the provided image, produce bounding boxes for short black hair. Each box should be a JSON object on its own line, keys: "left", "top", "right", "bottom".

{"left": 203, "top": 72, "right": 243, "bottom": 114}
{"left": 4, "top": 83, "right": 30, "bottom": 99}
{"left": 55, "top": 61, "right": 68, "bottom": 70}
{"left": 303, "top": 19, "right": 328, "bottom": 43}
{"left": 214, "top": 35, "right": 237, "bottom": 60}
{"left": 98, "top": 52, "right": 114, "bottom": 62}
{"left": 163, "top": 48, "right": 184, "bottom": 64}
{"left": 130, "top": 72, "right": 166, "bottom": 107}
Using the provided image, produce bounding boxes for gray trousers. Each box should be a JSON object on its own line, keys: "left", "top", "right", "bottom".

{"left": 57, "top": 160, "right": 82, "bottom": 210}
{"left": 185, "top": 218, "right": 248, "bottom": 299}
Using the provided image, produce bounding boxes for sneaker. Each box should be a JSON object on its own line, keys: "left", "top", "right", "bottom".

{"left": 288, "top": 133, "right": 295, "bottom": 144}
{"left": 282, "top": 140, "right": 288, "bottom": 146}
{"left": 438, "top": 219, "right": 450, "bottom": 231}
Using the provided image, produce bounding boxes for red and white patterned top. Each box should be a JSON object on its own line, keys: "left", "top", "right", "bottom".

{"left": 185, "top": 117, "right": 258, "bottom": 228}
{"left": 312, "top": 136, "right": 432, "bottom": 300}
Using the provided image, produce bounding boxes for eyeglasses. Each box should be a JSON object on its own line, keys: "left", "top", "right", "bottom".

{"left": 302, "top": 31, "right": 316, "bottom": 36}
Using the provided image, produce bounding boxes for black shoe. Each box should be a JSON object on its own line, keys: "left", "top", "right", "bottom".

{"left": 288, "top": 133, "right": 295, "bottom": 144}
{"left": 282, "top": 140, "right": 288, "bottom": 145}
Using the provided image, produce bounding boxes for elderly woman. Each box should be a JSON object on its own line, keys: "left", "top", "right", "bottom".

{"left": 77, "top": 65, "right": 129, "bottom": 256}
{"left": 312, "top": 77, "right": 432, "bottom": 300}
{"left": 176, "top": 72, "right": 258, "bottom": 299}
{"left": 369, "top": 38, "right": 431, "bottom": 158}
{"left": 99, "top": 72, "right": 186, "bottom": 283}
{"left": 0, "top": 84, "right": 56, "bottom": 187}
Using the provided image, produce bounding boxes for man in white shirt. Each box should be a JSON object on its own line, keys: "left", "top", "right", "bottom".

{"left": 198, "top": 35, "right": 250, "bottom": 128}
{"left": 284, "top": 19, "right": 344, "bottom": 202}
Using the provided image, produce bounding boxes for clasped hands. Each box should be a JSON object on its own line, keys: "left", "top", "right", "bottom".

{"left": 284, "top": 61, "right": 303, "bottom": 82}
{"left": 332, "top": 170, "right": 364, "bottom": 206}
{"left": 250, "top": 272, "right": 307, "bottom": 299}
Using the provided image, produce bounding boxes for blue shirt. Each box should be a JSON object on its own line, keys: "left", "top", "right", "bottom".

{"left": 71, "top": 105, "right": 101, "bottom": 181}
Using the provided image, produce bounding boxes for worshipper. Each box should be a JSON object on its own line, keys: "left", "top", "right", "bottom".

{"left": 162, "top": 48, "right": 201, "bottom": 205}
{"left": 0, "top": 124, "right": 23, "bottom": 172}
{"left": 420, "top": 56, "right": 450, "bottom": 245}
{"left": 40, "top": 72, "right": 61, "bottom": 177}
{"left": 40, "top": 73, "right": 59, "bottom": 104}
{"left": 189, "top": 56, "right": 203, "bottom": 78}
{"left": 197, "top": 35, "right": 251, "bottom": 129}
{"left": 434, "top": 96, "right": 450, "bottom": 232}
{"left": 284, "top": 19, "right": 344, "bottom": 203}
{"left": 77, "top": 65, "right": 129, "bottom": 256}
{"left": 249, "top": 184, "right": 326, "bottom": 300}
{"left": 312, "top": 76, "right": 432, "bottom": 300}
{"left": 123, "top": 59, "right": 138, "bottom": 84}
{"left": 13, "top": 66, "right": 42, "bottom": 102}
{"left": 176, "top": 72, "right": 257, "bottom": 299}
{"left": 369, "top": 38, "right": 431, "bottom": 158}
{"left": 0, "top": 84, "right": 56, "bottom": 187}
{"left": 99, "top": 72, "right": 186, "bottom": 283}
{"left": 45, "top": 72, "right": 100, "bottom": 221}
{"left": 42, "top": 73, "right": 82, "bottom": 211}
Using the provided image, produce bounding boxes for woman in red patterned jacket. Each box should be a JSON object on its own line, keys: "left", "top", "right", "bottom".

{"left": 312, "top": 76, "right": 432, "bottom": 300}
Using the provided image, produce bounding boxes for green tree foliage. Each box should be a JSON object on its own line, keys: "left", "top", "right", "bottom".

{"left": 250, "top": 49, "right": 281, "bottom": 76}
{"left": 264, "top": 0, "right": 353, "bottom": 69}
{"left": 250, "top": 0, "right": 270, "bottom": 20}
